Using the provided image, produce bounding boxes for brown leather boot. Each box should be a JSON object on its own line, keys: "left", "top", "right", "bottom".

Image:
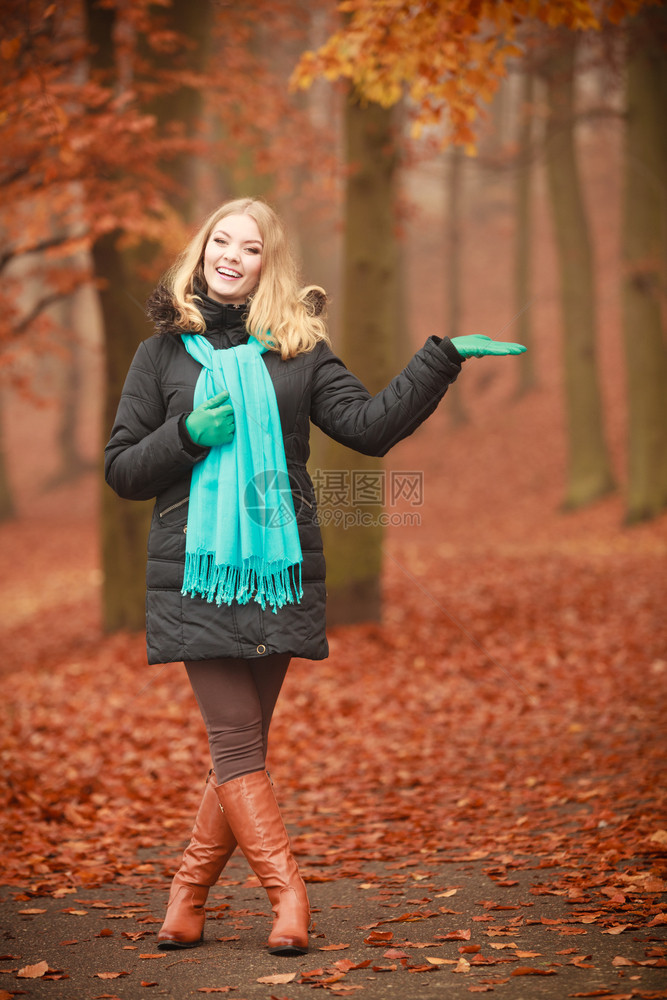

{"left": 215, "top": 769, "right": 309, "bottom": 955}
{"left": 157, "top": 771, "right": 237, "bottom": 950}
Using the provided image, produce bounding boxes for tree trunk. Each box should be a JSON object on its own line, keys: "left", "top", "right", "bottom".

{"left": 543, "top": 37, "right": 615, "bottom": 509}
{"left": 48, "top": 286, "right": 94, "bottom": 486}
{"left": 84, "top": 0, "right": 150, "bottom": 632}
{"left": 515, "top": 68, "right": 537, "bottom": 396}
{"left": 0, "top": 393, "right": 15, "bottom": 521}
{"left": 321, "top": 93, "right": 399, "bottom": 625}
{"left": 87, "top": 0, "right": 211, "bottom": 632}
{"left": 621, "top": 10, "right": 667, "bottom": 523}
{"left": 445, "top": 144, "right": 468, "bottom": 426}
{"left": 94, "top": 233, "right": 154, "bottom": 632}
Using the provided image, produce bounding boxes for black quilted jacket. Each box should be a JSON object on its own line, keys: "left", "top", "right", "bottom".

{"left": 104, "top": 289, "right": 463, "bottom": 664}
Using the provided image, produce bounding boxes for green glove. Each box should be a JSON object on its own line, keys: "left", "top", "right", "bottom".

{"left": 451, "top": 335, "right": 527, "bottom": 359}
{"left": 185, "top": 390, "right": 235, "bottom": 448}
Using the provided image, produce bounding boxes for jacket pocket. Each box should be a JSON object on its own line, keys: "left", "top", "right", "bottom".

{"left": 157, "top": 495, "right": 189, "bottom": 529}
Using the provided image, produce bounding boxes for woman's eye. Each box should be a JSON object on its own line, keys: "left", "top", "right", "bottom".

{"left": 245, "top": 247, "right": 260, "bottom": 255}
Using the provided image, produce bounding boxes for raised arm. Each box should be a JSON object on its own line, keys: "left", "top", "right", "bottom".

{"left": 310, "top": 336, "right": 463, "bottom": 457}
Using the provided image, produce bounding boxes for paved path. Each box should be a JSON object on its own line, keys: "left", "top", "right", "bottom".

{"left": 2, "top": 855, "right": 665, "bottom": 1000}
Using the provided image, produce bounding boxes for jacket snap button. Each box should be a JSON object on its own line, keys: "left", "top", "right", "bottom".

{"left": 256, "top": 644, "right": 266, "bottom": 655}
{"left": 183, "top": 525, "right": 187, "bottom": 533}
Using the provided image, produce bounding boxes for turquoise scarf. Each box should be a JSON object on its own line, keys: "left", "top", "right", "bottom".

{"left": 181, "top": 333, "right": 303, "bottom": 613}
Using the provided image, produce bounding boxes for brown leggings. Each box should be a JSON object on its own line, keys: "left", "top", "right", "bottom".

{"left": 184, "top": 654, "right": 290, "bottom": 785}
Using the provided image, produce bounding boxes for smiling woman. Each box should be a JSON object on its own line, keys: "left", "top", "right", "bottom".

{"left": 104, "top": 195, "right": 524, "bottom": 961}
{"left": 203, "top": 215, "right": 263, "bottom": 305}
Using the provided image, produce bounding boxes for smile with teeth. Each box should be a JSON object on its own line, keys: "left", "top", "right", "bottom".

{"left": 217, "top": 266, "right": 242, "bottom": 279}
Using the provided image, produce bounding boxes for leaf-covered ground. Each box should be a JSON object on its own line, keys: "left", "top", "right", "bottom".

{"left": 1, "top": 386, "right": 666, "bottom": 998}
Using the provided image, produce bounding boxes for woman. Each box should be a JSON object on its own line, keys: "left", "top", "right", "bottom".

{"left": 105, "top": 197, "right": 525, "bottom": 957}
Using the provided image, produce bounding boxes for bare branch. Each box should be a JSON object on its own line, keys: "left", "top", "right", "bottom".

{"left": 11, "top": 291, "right": 71, "bottom": 337}
{"left": 0, "top": 233, "right": 89, "bottom": 274}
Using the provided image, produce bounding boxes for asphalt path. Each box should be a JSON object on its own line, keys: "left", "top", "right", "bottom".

{"left": 2, "top": 853, "right": 665, "bottom": 1000}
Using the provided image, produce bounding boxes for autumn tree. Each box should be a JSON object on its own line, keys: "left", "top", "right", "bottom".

{"left": 514, "top": 65, "right": 538, "bottom": 396}
{"left": 621, "top": 8, "right": 667, "bottom": 522}
{"left": 293, "top": 0, "right": 662, "bottom": 530}
{"left": 0, "top": 395, "right": 14, "bottom": 521}
{"left": 86, "top": 0, "right": 214, "bottom": 632}
{"left": 3, "top": 0, "right": 343, "bottom": 628}
{"left": 321, "top": 93, "right": 400, "bottom": 624}
{"left": 291, "top": 1, "right": 655, "bottom": 145}
{"left": 443, "top": 144, "right": 468, "bottom": 427}
{"left": 540, "top": 32, "right": 616, "bottom": 509}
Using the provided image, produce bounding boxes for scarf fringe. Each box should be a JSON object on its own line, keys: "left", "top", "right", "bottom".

{"left": 182, "top": 550, "right": 303, "bottom": 614}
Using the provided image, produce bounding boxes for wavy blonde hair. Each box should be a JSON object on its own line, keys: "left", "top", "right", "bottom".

{"left": 164, "top": 198, "right": 329, "bottom": 359}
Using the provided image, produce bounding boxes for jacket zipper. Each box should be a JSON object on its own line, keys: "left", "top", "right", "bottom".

{"left": 295, "top": 493, "right": 313, "bottom": 509}
{"left": 159, "top": 497, "right": 189, "bottom": 518}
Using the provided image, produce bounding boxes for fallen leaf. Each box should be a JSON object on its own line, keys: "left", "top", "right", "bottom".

{"left": 363, "top": 930, "right": 393, "bottom": 944}
{"left": 95, "top": 971, "right": 129, "bottom": 979}
{"left": 566, "top": 993, "right": 616, "bottom": 998}
{"left": 17, "top": 961, "right": 49, "bottom": 978}
{"left": 334, "top": 960, "right": 371, "bottom": 972}
{"left": 453, "top": 957, "right": 471, "bottom": 973}
{"left": 318, "top": 943, "right": 350, "bottom": 951}
{"left": 568, "top": 994, "right": 634, "bottom": 999}
{"left": 18, "top": 908, "right": 47, "bottom": 914}
{"left": 382, "top": 948, "right": 410, "bottom": 959}
{"left": 299, "top": 968, "right": 326, "bottom": 980}
{"left": 257, "top": 972, "right": 297, "bottom": 985}
{"left": 511, "top": 966, "right": 557, "bottom": 976}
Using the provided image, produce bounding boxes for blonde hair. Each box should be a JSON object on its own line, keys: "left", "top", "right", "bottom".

{"left": 164, "top": 198, "right": 329, "bottom": 359}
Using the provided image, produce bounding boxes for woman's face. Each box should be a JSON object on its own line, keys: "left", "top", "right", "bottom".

{"left": 202, "top": 213, "right": 263, "bottom": 305}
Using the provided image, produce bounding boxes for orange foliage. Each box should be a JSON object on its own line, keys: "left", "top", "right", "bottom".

{"left": 292, "top": 0, "right": 660, "bottom": 145}
{"left": 0, "top": 0, "right": 338, "bottom": 367}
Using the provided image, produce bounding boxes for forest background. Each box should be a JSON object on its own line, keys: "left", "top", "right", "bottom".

{"left": 0, "top": 3, "right": 666, "bottom": 990}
